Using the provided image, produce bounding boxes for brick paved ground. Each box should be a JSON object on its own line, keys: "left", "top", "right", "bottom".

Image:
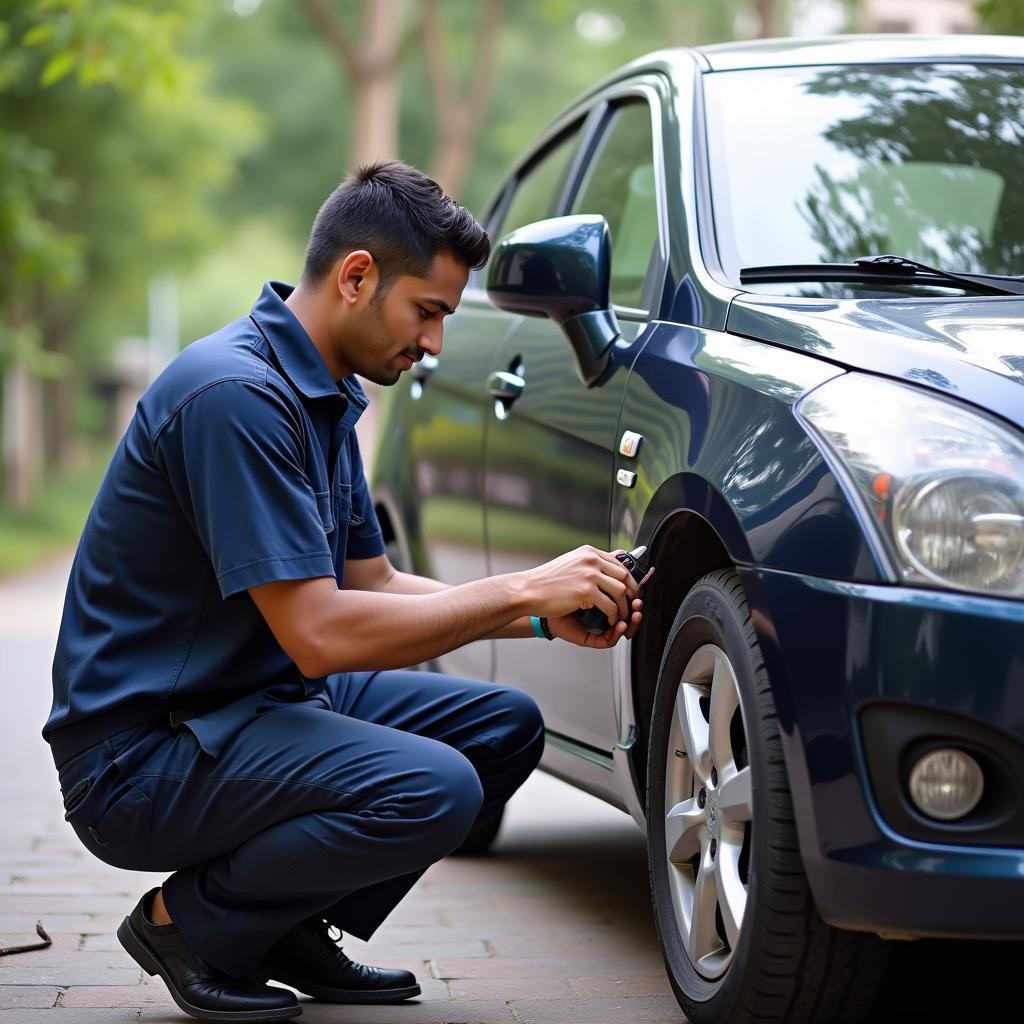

{"left": 0, "top": 556, "right": 683, "bottom": 1024}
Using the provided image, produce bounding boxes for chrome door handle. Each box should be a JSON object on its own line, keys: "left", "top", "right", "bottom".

{"left": 411, "top": 353, "right": 439, "bottom": 381}
{"left": 486, "top": 370, "right": 525, "bottom": 401}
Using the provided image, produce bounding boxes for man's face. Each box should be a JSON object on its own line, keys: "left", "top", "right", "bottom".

{"left": 338, "top": 249, "right": 469, "bottom": 387}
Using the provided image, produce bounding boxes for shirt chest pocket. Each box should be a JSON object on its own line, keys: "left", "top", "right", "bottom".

{"left": 315, "top": 482, "right": 363, "bottom": 535}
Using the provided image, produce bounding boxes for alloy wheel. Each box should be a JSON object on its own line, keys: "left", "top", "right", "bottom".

{"left": 663, "top": 642, "right": 753, "bottom": 980}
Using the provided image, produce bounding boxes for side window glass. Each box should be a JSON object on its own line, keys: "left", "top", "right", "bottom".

{"left": 494, "top": 123, "right": 584, "bottom": 242}
{"left": 570, "top": 102, "right": 658, "bottom": 308}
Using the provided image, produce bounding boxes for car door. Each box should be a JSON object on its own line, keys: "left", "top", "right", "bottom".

{"left": 399, "top": 119, "right": 587, "bottom": 683}
{"left": 485, "top": 91, "right": 666, "bottom": 752}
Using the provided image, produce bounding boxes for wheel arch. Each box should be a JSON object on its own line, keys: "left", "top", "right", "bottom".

{"left": 626, "top": 479, "right": 746, "bottom": 811}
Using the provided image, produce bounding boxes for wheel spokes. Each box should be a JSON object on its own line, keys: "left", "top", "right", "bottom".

{"left": 665, "top": 797, "right": 705, "bottom": 863}
{"left": 718, "top": 766, "right": 752, "bottom": 824}
{"left": 686, "top": 845, "right": 721, "bottom": 966}
{"left": 675, "top": 682, "right": 712, "bottom": 783}
{"left": 665, "top": 642, "right": 754, "bottom": 983}
{"left": 708, "top": 655, "right": 740, "bottom": 773}
{"left": 714, "top": 838, "right": 747, "bottom": 950}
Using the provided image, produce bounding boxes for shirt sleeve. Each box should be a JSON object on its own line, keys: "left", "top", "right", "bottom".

{"left": 345, "top": 429, "right": 387, "bottom": 560}
{"left": 155, "top": 379, "right": 336, "bottom": 598}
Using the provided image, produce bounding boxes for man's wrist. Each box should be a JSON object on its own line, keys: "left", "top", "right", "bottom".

{"left": 530, "top": 615, "right": 555, "bottom": 641}
{"left": 504, "top": 571, "right": 535, "bottom": 619}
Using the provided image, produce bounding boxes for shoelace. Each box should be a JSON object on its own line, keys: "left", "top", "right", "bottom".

{"left": 312, "top": 918, "right": 346, "bottom": 954}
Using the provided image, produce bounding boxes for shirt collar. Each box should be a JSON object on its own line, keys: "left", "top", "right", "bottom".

{"left": 250, "top": 280, "right": 354, "bottom": 404}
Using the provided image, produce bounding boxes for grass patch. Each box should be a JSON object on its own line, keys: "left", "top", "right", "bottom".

{"left": 0, "top": 448, "right": 111, "bottom": 577}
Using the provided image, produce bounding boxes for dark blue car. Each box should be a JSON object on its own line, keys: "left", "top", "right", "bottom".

{"left": 372, "top": 34, "right": 1024, "bottom": 1023}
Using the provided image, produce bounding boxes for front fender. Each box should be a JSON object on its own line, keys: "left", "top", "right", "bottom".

{"left": 609, "top": 320, "right": 882, "bottom": 826}
{"left": 612, "top": 320, "right": 882, "bottom": 582}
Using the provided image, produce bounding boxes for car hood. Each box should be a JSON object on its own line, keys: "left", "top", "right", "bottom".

{"left": 727, "top": 294, "right": 1024, "bottom": 429}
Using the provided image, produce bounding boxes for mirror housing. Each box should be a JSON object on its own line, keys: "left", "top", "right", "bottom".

{"left": 486, "top": 214, "right": 620, "bottom": 386}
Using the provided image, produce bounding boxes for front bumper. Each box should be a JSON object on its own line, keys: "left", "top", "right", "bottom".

{"left": 742, "top": 566, "right": 1024, "bottom": 939}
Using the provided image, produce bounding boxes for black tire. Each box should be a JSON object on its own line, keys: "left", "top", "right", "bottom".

{"left": 646, "top": 569, "right": 889, "bottom": 1024}
{"left": 450, "top": 807, "right": 505, "bottom": 856}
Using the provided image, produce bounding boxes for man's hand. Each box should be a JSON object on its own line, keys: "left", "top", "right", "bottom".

{"left": 518, "top": 545, "right": 642, "bottom": 627}
{"left": 547, "top": 596, "right": 644, "bottom": 648}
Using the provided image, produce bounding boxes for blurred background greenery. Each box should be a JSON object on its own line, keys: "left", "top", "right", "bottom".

{"left": 0, "top": 0, "right": 1019, "bottom": 574}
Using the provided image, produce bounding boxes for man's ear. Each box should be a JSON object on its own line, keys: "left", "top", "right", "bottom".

{"left": 335, "top": 249, "right": 379, "bottom": 307}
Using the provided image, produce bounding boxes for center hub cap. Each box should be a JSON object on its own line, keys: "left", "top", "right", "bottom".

{"left": 707, "top": 795, "right": 718, "bottom": 830}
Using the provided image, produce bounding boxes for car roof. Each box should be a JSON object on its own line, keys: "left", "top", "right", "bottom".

{"left": 608, "top": 35, "right": 1024, "bottom": 81}
{"left": 695, "top": 33, "right": 1024, "bottom": 71}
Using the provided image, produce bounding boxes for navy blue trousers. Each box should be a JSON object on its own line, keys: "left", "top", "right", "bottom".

{"left": 54, "top": 671, "right": 545, "bottom": 977}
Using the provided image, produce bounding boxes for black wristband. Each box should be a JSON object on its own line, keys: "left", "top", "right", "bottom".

{"left": 538, "top": 616, "right": 555, "bottom": 641}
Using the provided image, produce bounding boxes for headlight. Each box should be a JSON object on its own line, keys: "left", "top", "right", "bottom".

{"left": 796, "top": 373, "right": 1024, "bottom": 597}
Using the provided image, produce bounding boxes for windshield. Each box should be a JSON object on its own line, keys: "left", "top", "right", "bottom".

{"left": 704, "top": 63, "right": 1024, "bottom": 296}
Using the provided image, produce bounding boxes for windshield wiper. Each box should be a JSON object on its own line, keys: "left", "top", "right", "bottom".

{"left": 740, "top": 254, "right": 1024, "bottom": 296}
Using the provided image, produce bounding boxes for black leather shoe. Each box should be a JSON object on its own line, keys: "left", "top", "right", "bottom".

{"left": 117, "top": 888, "right": 301, "bottom": 1021}
{"left": 255, "top": 917, "right": 421, "bottom": 1004}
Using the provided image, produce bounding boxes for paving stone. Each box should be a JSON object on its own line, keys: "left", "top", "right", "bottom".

{"left": 447, "top": 976, "right": 575, "bottom": 1000}
{"left": 567, "top": 974, "right": 675, "bottom": 998}
{"left": 0, "top": 987, "right": 60, "bottom": 1009}
{"left": 509, "top": 996, "right": 685, "bottom": 1023}
{"left": 60, "top": 985, "right": 174, "bottom": 1008}
{"left": 79, "top": 934, "right": 127, "bottom": 953}
{"left": 0, "top": 932, "right": 80, "bottom": 954}
{"left": 0, "top": 1012, "right": 141, "bottom": 1023}
{"left": 0, "top": 916, "right": 107, "bottom": 934}
{"left": 0, "top": 966, "right": 141, "bottom": 986}
{"left": 488, "top": 933, "right": 659, "bottom": 958}
{"left": 0, "top": 952, "right": 133, "bottom": 971}
{"left": 294, "top": 999, "right": 516, "bottom": 1024}
{"left": 0, "top": 896, "right": 138, "bottom": 915}
{"left": 431, "top": 957, "right": 661, "bottom": 980}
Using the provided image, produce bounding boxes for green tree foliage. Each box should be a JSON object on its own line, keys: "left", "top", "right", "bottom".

{"left": 0, "top": 0, "right": 259, "bottom": 418}
{"left": 435, "top": 0, "right": 755, "bottom": 215}
{"left": 199, "top": 0, "right": 759, "bottom": 230}
{"left": 174, "top": 0, "right": 781, "bottom": 350}
{"left": 976, "top": 0, "right": 1024, "bottom": 34}
{"left": 198, "top": 0, "right": 355, "bottom": 242}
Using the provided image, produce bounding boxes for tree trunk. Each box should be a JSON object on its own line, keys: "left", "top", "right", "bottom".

{"left": 351, "top": 1, "right": 402, "bottom": 166}
{"left": 755, "top": 0, "right": 779, "bottom": 37}
{"left": 39, "top": 293, "right": 74, "bottom": 473}
{"left": 423, "top": 0, "right": 504, "bottom": 199}
{"left": 297, "top": 0, "right": 406, "bottom": 167}
{"left": 2, "top": 361, "right": 43, "bottom": 511}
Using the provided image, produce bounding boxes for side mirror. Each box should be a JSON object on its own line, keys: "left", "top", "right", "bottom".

{"left": 486, "top": 214, "right": 620, "bottom": 387}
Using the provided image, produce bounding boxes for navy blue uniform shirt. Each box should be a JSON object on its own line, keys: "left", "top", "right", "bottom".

{"left": 45, "top": 282, "right": 385, "bottom": 755}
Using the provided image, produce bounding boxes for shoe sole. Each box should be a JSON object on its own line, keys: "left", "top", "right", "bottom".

{"left": 117, "top": 917, "right": 302, "bottom": 1022}
{"left": 263, "top": 967, "right": 421, "bottom": 1004}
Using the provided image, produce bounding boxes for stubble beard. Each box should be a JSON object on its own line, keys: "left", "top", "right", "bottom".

{"left": 348, "top": 293, "right": 403, "bottom": 387}
{"left": 362, "top": 367, "right": 402, "bottom": 387}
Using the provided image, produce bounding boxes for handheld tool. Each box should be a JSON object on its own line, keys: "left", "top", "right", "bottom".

{"left": 575, "top": 545, "right": 654, "bottom": 635}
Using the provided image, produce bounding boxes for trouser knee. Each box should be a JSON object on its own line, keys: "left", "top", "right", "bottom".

{"left": 497, "top": 686, "right": 545, "bottom": 763}
{"left": 475, "top": 687, "right": 545, "bottom": 790}
{"left": 376, "top": 745, "right": 484, "bottom": 859}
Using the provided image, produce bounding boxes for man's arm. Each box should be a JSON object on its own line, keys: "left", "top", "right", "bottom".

{"left": 343, "top": 554, "right": 535, "bottom": 639}
{"left": 250, "top": 544, "right": 639, "bottom": 677}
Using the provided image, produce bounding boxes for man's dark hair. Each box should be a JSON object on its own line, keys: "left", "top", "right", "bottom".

{"left": 302, "top": 161, "right": 490, "bottom": 292}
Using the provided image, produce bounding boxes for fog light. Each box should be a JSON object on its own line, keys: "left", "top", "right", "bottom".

{"left": 908, "top": 748, "right": 984, "bottom": 820}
